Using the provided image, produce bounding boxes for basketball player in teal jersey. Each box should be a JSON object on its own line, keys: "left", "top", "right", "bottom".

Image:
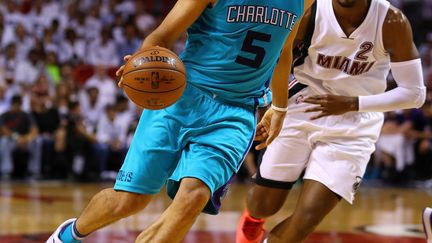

{"left": 47, "top": 0, "right": 314, "bottom": 242}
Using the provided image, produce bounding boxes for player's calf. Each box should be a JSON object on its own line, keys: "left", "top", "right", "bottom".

{"left": 135, "top": 178, "right": 211, "bottom": 243}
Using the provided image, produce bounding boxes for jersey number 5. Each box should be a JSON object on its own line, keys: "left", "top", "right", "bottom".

{"left": 236, "top": 30, "right": 271, "bottom": 69}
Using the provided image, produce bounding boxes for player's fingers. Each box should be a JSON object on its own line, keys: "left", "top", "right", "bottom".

{"left": 124, "top": 55, "right": 132, "bottom": 61}
{"left": 116, "top": 65, "right": 125, "bottom": 77}
{"left": 304, "top": 106, "right": 324, "bottom": 113}
{"left": 255, "top": 142, "right": 267, "bottom": 150}
{"left": 118, "top": 76, "right": 124, "bottom": 88}
{"left": 254, "top": 132, "right": 268, "bottom": 141}
{"left": 302, "top": 97, "right": 323, "bottom": 105}
{"left": 265, "top": 130, "right": 278, "bottom": 147}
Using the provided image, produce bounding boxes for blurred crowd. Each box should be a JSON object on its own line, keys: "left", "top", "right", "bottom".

{"left": 0, "top": 0, "right": 431, "bottom": 184}
{"left": 0, "top": 0, "right": 180, "bottom": 181}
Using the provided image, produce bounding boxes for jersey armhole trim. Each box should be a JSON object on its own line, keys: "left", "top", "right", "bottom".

{"left": 209, "top": 0, "right": 219, "bottom": 8}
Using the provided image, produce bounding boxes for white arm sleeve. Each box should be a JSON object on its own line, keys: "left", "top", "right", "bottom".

{"left": 358, "top": 59, "right": 426, "bottom": 112}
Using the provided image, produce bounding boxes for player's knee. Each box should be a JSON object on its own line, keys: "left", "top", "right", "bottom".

{"left": 247, "top": 187, "right": 287, "bottom": 218}
{"left": 102, "top": 189, "right": 149, "bottom": 216}
{"left": 248, "top": 199, "right": 282, "bottom": 218}
{"left": 177, "top": 179, "right": 211, "bottom": 209}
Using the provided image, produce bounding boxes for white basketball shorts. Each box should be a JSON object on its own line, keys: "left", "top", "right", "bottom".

{"left": 257, "top": 86, "right": 384, "bottom": 203}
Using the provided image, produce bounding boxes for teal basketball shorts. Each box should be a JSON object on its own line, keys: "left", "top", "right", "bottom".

{"left": 114, "top": 83, "right": 256, "bottom": 214}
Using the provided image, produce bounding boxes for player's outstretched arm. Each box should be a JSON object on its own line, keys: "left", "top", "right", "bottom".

{"left": 357, "top": 6, "right": 426, "bottom": 112}
{"left": 116, "top": 0, "right": 212, "bottom": 84}
{"left": 255, "top": 0, "right": 315, "bottom": 150}
{"left": 141, "top": 0, "right": 213, "bottom": 49}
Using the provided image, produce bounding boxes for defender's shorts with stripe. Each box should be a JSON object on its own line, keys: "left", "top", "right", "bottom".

{"left": 114, "top": 83, "right": 256, "bottom": 214}
{"left": 258, "top": 85, "right": 384, "bottom": 203}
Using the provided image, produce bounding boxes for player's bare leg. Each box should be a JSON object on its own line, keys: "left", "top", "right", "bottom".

{"left": 135, "top": 178, "right": 210, "bottom": 243}
{"left": 266, "top": 179, "right": 341, "bottom": 243}
{"left": 76, "top": 189, "right": 153, "bottom": 235}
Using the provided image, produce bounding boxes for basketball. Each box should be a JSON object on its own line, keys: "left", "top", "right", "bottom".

{"left": 121, "top": 46, "right": 187, "bottom": 110}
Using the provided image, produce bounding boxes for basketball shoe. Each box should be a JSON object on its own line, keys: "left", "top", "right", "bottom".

{"left": 46, "top": 218, "right": 77, "bottom": 243}
{"left": 236, "top": 209, "right": 265, "bottom": 243}
{"left": 423, "top": 207, "right": 432, "bottom": 243}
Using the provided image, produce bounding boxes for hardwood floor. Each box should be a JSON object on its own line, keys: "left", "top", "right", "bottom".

{"left": 0, "top": 181, "right": 429, "bottom": 242}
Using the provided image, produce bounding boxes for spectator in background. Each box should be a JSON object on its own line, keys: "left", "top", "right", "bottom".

{"left": 64, "top": 101, "right": 96, "bottom": 180}
{"left": 135, "top": 2, "right": 156, "bottom": 36}
{"left": 0, "top": 85, "right": 9, "bottom": 114}
{"left": 85, "top": 5, "right": 102, "bottom": 41}
{"left": 7, "top": 23, "right": 35, "bottom": 61}
{"left": 45, "top": 51, "right": 61, "bottom": 86}
{"left": 79, "top": 86, "right": 103, "bottom": 133}
{"left": 115, "top": 0, "right": 136, "bottom": 19}
{"left": 59, "top": 64, "right": 79, "bottom": 99}
{"left": 0, "top": 43, "right": 18, "bottom": 86}
{"left": 0, "top": 13, "right": 4, "bottom": 48}
{"left": 42, "top": 28, "right": 59, "bottom": 55}
{"left": 100, "top": 0, "right": 117, "bottom": 25}
{"left": 30, "top": 86, "right": 60, "bottom": 178}
{"left": 111, "top": 13, "right": 126, "bottom": 44}
{"left": 68, "top": 11, "right": 87, "bottom": 40}
{"left": 420, "top": 33, "right": 432, "bottom": 88}
{"left": 28, "top": 0, "right": 48, "bottom": 39}
{"left": 374, "top": 111, "right": 414, "bottom": 181}
{"left": 14, "top": 49, "right": 43, "bottom": 92}
{"left": 115, "top": 95, "right": 135, "bottom": 134}
{"left": 411, "top": 97, "right": 432, "bottom": 179}
{"left": 40, "top": 0, "right": 61, "bottom": 28}
{"left": 88, "top": 28, "right": 119, "bottom": 67}
{"left": 85, "top": 65, "right": 118, "bottom": 107}
{"left": 58, "top": 28, "right": 85, "bottom": 64}
{"left": 54, "top": 82, "right": 73, "bottom": 119}
{"left": 94, "top": 104, "right": 127, "bottom": 180}
{"left": 1, "top": 2, "right": 25, "bottom": 37}
{"left": 117, "top": 23, "right": 141, "bottom": 64}
{"left": 0, "top": 95, "right": 40, "bottom": 179}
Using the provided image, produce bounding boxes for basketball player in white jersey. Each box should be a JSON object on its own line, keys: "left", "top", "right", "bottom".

{"left": 236, "top": 0, "right": 426, "bottom": 242}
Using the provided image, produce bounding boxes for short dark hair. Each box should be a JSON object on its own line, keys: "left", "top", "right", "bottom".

{"left": 68, "top": 101, "right": 80, "bottom": 111}
{"left": 11, "top": 95, "right": 22, "bottom": 105}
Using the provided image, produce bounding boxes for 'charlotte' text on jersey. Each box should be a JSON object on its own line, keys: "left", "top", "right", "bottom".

{"left": 227, "top": 5, "right": 298, "bottom": 30}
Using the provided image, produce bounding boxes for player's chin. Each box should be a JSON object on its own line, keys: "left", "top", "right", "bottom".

{"left": 336, "top": 0, "right": 357, "bottom": 8}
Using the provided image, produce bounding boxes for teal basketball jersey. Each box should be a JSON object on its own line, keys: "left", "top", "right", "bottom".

{"left": 180, "top": 0, "right": 304, "bottom": 107}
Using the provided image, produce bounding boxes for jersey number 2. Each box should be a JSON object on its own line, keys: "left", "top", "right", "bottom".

{"left": 236, "top": 30, "right": 271, "bottom": 69}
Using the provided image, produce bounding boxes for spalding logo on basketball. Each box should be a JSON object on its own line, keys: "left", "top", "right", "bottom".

{"left": 121, "top": 46, "right": 187, "bottom": 110}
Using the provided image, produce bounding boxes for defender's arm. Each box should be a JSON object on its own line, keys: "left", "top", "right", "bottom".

{"left": 358, "top": 6, "right": 426, "bottom": 112}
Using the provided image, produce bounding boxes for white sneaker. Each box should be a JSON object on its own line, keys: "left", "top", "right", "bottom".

{"left": 46, "top": 218, "right": 77, "bottom": 243}
{"left": 423, "top": 207, "right": 432, "bottom": 243}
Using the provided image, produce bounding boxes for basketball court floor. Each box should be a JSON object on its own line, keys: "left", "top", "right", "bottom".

{"left": 0, "top": 181, "right": 430, "bottom": 243}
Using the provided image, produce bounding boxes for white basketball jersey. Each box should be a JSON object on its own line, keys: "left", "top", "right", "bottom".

{"left": 294, "top": 0, "right": 391, "bottom": 96}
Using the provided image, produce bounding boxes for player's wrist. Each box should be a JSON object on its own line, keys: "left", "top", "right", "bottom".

{"left": 271, "top": 104, "right": 288, "bottom": 113}
{"left": 350, "top": 97, "right": 359, "bottom": 111}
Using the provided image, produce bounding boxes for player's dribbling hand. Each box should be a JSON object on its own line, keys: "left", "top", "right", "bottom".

{"left": 303, "top": 94, "right": 358, "bottom": 120}
{"left": 255, "top": 108, "right": 286, "bottom": 150}
{"left": 116, "top": 55, "right": 132, "bottom": 88}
